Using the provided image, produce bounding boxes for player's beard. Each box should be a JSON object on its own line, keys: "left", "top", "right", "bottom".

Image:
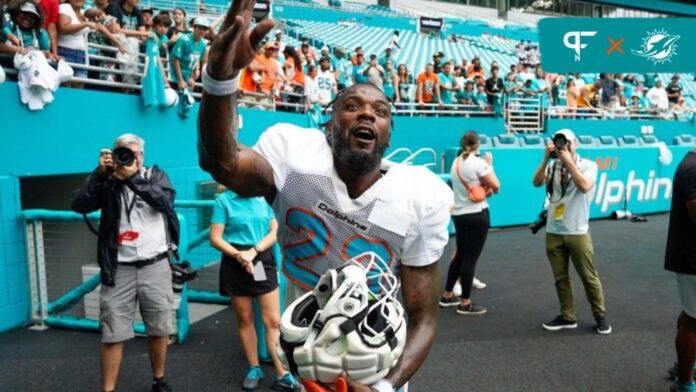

{"left": 330, "top": 125, "right": 387, "bottom": 175}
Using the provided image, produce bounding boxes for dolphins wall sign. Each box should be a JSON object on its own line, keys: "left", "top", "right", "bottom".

{"left": 539, "top": 18, "right": 695, "bottom": 73}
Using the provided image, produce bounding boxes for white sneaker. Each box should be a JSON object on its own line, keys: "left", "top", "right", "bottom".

{"left": 452, "top": 280, "right": 462, "bottom": 297}
{"left": 472, "top": 277, "right": 487, "bottom": 289}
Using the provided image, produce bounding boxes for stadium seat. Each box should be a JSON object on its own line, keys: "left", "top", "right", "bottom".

{"left": 598, "top": 136, "right": 617, "bottom": 147}
{"left": 578, "top": 135, "right": 598, "bottom": 147}
{"left": 493, "top": 134, "right": 520, "bottom": 148}
{"left": 521, "top": 134, "right": 544, "bottom": 148}
{"left": 639, "top": 135, "right": 659, "bottom": 146}
{"left": 618, "top": 135, "right": 639, "bottom": 146}
{"left": 479, "top": 135, "right": 493, "bottom": 149}
{"left": 673, "top": 134, "right": 696, "bottom": 146}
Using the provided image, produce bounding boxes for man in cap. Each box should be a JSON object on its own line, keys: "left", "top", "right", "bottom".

{"left": 532, "top": 129, "right": 611, "bottom": 335}
{"left": 169, "top": 17, "right": 209, "bottom": 91}
{"left": 274, "top": 29, "right": 285, "bottom": 53}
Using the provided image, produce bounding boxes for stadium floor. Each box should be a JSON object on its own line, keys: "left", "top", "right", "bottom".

{"left": 0, "top": 213, "right": 680, "bottom": 392}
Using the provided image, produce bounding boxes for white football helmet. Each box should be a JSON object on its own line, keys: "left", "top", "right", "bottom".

{"left": 277, "top": 252, "right": 406, "bottom": 386}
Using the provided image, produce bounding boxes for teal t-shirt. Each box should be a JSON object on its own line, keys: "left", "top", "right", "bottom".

{"left": 1, "top": 24, "right": 50, "bottom": 51}
{"left": 383, "top": 69, "right": 396, "bottom": 98}
{"left": 169, "top": 34, "right": 207, "bottom": 82}
{"left": 456, "top": 89, "right": 474, "bottom": 104}
{"left": 437, "top": 73, "right": 455, "bottom": 104}
{"left": 353, "top": 64, "right": 369, "bottom": 84}
{"left": 211, "top": 190, "right": 275, "bottom": 246}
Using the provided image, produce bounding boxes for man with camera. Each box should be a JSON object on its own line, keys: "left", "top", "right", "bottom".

{"left": 532, "top": 129, "right": 611, "bottom": 335}
{"left": 71, "top": 134, "right": 179, "bottom": 392}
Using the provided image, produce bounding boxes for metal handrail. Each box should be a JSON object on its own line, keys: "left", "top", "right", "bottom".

{"left": 384, "top": 147, "right": 413, "bottom": 162}
{"left": 401, "top": 148, "right": 438, "bottom": 168}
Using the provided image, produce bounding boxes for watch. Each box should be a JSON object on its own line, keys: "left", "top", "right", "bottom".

{"left": 253, "top": 245, "right": 261, "bottom": 253}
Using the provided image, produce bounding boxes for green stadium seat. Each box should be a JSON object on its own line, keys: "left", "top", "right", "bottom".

{"left": 618, "top": 135, "right": 639, "bottom": 146}
{"left": 598, "top": 136, "right": 617, "bottom": 147}
{"left": 493, "top": 134, "right": 520, "bottom": 148}
{"left": 674, "top": 134, "right": 696, "bottom": 146}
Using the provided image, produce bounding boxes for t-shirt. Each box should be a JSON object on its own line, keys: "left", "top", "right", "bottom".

{"left": 365, "top": 64, "right": 384, "bottom": 90}
{"left": 666, "top": 83, "right": 683, "bottom": 103}
{"left": 304, "top": 75, "right": 320, "bottom": 103}
{"left": 106, "top": 2, "right": 144, "bottom": 31}
{"left": 545, "top": 156, "right": 598, "bottom": 235}
{"left": 316, "top": 69, "right": 336, "bottom": 103}
{"left": 256, "top": 54, "right": 279, "bottom": 94}
{"left": 169, "top": 34, "right": 207, "bottom": 82}
{"left": 211, "top": 190, "right": 275, "bottom": 246}
{"left": 438, "top": 73, "right": 455, "bottom": 104}
{"left": 455, "top": 89, "right": 474, "bottom": 104}
{"left": 353, "top": 63, "right": 368, "bottom": 84}
{"left": 40, "top": 0, "right": 60, "bottom": 29}
{"left": 1, "top": 24, "right": 50, "bottom": 51}
{"left": 252, "top": 124, "right": 453, "bottom": 289}
{"left": 665, "top": 152, "right": 696, "bottom": 274}
{"left": 484, "top": 77, "right": 504, "bottom": 105}
{"left": 58, "top": 4, "right": 89, "bottom": 50}
{"left": 417, "top": 72, "right": 439, "bottom": 103}
{"left": 382, "top": 70, "right": 396, "bottom": 99}
{"left": 600, "top": 78, "right": 618, "bottom": 105}
{"left": 451, "top": 154, "right": 492, "bottom": 215}
{"left": 335, "top": 58, "right": 352, "bottom": 87}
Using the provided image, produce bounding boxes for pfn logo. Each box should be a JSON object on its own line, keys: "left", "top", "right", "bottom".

{"left": 563, "top": 31, "right": 597, "bottom": 62}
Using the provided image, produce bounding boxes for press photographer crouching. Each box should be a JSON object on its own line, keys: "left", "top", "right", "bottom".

{"left": 531, "top": 129, "right": 611, "bottom": 335}
{"left": 71, "top": 134, "right": 179, "bottom": 392}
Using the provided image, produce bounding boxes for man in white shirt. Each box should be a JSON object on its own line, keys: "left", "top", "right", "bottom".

{"left": 648, "top": 80, "right": 670, "bottom": 110}
{"left": 532, "top": 129, "right": 611, "bottom": 336}
{"left": 198, "top": 3, "right": 453, "bottom": 391}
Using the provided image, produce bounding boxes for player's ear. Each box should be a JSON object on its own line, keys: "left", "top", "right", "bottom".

{"left": 324, "top": 121, "right": 333, "bottom": 144}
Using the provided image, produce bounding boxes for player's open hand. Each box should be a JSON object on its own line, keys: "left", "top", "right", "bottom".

{"left": 207, "top": 0, "right": 275, "bottom": 80}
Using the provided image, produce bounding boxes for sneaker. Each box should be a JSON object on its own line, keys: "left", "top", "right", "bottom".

{"left": 439, "top": 295, "right": 462, "bottom": 308}
{"left": 669, "top": 363, "right": 696, "bottom": 380}
{"left": 595, "top": 316, "right": 612, "bottom": 335}
{"left": 152, "top": 379, "right": 172, "bottom": 392}
{"left": 542, "top": 315, "right": 578, "bottom": 331}
{"left": 456, "top": 302, "right": 487, "bottom": 315}
{"left": 671, "top": 381, "right": 696, "bottom": 392}
{"left": 272, "top": 373, "right": 302, "bottom": 391}
{"left": 452, "top": 280, "right": 462, "bottom": 296}
{"left": 242, "top": 366, "right": 264, "bottom": 391}
{"left": 472, "top": 277, "right": 487, "bottom": 289}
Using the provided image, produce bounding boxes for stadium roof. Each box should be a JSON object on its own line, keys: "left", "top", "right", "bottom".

{"left": 585, "top": 0, "right": 696, "bottom": 17}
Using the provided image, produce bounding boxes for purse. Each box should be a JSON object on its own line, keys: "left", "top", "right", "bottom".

{"left": 455, "top": 156, "right": 487, "bottom": 202}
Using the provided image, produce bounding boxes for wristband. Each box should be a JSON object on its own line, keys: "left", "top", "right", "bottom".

{"left": 371, "top": 380, "right": 395, "bottom": 392}
{"left": 202, "top": 64, "right": 240, "bottom": 96}
{"left": 253, "top": 245, "right": 261, "bottom": 253}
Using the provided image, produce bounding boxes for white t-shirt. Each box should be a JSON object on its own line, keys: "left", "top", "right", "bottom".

{"left": 253, "top": 124, "right": 453, "bottom": 290}
{"left": 647, "top": 87, "right": 669, "bottom": 109}
{"left": 316, "top": 69, "right": 336, "bottom": 104}
{"left": 450, "top": 154, "right": 492, "bottom": 215}
{"left": 304, "top": 76, "right": 319, "bottom": 103}
{"left": 545, "top": 156, "right": 598, "bottom": 235}
{"left": 58, "top": 4, "right": 89, "bottom": 51}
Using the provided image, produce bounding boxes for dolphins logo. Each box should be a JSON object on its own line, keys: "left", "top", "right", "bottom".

{"left": 632, "top": 29, "right": 680, "bottom": 65}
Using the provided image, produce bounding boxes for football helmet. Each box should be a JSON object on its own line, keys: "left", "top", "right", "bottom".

{"left": 277, "top": 252, "right": 406, "bottom": 386}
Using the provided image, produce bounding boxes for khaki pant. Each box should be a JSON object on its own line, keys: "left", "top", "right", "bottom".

{"left": 546, "top": 233, "right": 606, "bottom": 320}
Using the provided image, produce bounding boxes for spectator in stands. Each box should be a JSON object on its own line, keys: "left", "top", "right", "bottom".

{"left": 639, "top": 88, "right": 652, "bottom": 109}
{"left": 379, "top": 47, "right": 393, "bottom": 68}
{"left": 319, "top": 46, "right": 335, "bottom": 70}
{"left": 515, "top": 40, "right": 525, "bottom": 63}
{"left": 503, "top": 70, "right": 521, "bottom": 99}
{"left": 166, "top": 8, "right": 187, "bottom": 50}
{"left": 576, "top": 84, "right": 592, "bottom": 114}
{"left": 599, "top": 73, "right": 619, "bottom": 106}
{"left": 417, "top": 63, "right": 441, "bottom": 111}
{"left": 642, "top": 72, "right": 657, "bottom": 89}
{"left": 363, "top": 54, "right": 384, "bottom": 91}
{"left": 460, "top": 58, "right": 468, "bottom": 73}
{"left": 3, "top": 1, "right": 58, "bottom": 62}
{"left": 468, "top": 62, "right": 485, "bottom": 80}
{"left": 433, "top": 52, "right": 444, "bottom": 74}
{"left": 300, "top": 36, "right": 317, "bottom": 62}
{"left": 526, "top": 44, "right": 539, "bottom": 67}
{"left": 106, "top": 0, "right": 148, "bottom": 38}
{"left": 281, "top": 46, "right": 305, "bottom": 112}
{"left": 83, "top": 7, "right": 126, "bottom": 82}
{"left": 532, "top": 67, "right": 551, "bottom": 108}
{"left": 299, "top": 43, "right": 315, "bottom": 71}
{"left": 141, "top": 8, "right": 154, "bottom": 31}
{"left": 150, "top": 14, "right": 169, "bottom": 59}
{"left": 440, "top": 131, "right": 499, "bottom": 315}
{"left": 628, "top": 94, "right": 645, "bottom": 115}
{"left": 648, "top": 80, "right": 669, "bottom": 110}
{"left": 333, "top": 47, "right": 351, "bottom": 91}
{"left": 317, "top": 56, "right": 336, "bottom": 102}
{"left": 667, "top": 75, "right": 683, "bottom": 107}
{"left": 352, "top": 53, "right": 368, "bottom": 84}
{"left": 255, "top": 42, "right": 281, "bottom": 95}
{"left": 382, "top": 59, "right": 397, "bottom": 101}
{"left": 456, "top": 80, "right": 475, "bottom": 106}
{"left": 38, "top": 0, "right": 59, "bottom": 59}
{"left": 169, "top": 17, "right": 209, "bottom": 92}
{"left": 304, "top": 64, "right": 319, "bottom": 108}
{"left": 438, "top": 61, "right": 455, "bottom": 109}
{"left": 586, "top": 78, "right": 601, "bottom": 106}
{"left": 57, "top": 0, "right": 94, "bottom": 88}
{"left": 473, "top": 83, "right": 487, "bottom": 110}
{"left": 565, "top": 79, "right": 578, "bottom": 117}
{"left": 208, "top": 186, "right": 301, "bottom": 392}
{"left": 518, "top": 62, "right": 534, "bottom": 82}
{"left": 388, "top": 29, "right": 401, "bottom": 53}
{"left": 395, "top": 63, "right": 410, "bottom": 108}
{"left": 621, "top": 74, "right": 637, "bottom": 106}
{"left": 273, "top": 29, "right": 285, "bottom": 53}
{"left": 485, "top": 66, "right": 504, "bottom": 116}
{"left": 350, "top": 45, "right": 362, "bottom": 65}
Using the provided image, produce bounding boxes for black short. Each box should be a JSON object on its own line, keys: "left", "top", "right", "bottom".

{"left": 219, "top": 244, "right": 278, "bottom": 297}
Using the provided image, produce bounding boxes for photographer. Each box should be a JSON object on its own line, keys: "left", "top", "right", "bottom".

{"left": 71, "top": 134, "right": 179, "bottom": 392}
{"left": 532, "top": 129, "right": 611, "bottom": 335}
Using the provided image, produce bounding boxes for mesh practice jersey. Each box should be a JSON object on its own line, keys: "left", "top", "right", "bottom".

{"left": 254, "top": 123, "right": 453, "bottom": 290}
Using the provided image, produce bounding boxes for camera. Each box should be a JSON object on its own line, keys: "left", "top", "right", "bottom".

{"left": 549, "top": 133, "right": 568, "bottom": 159}
{"left": 529, "top": 210, "right": 548, "bottom": 235}
{"left": 112, "top": 146, "right": 136, "bottom": 166}
{"left": 171, "top": 261, "right": 198, "bottom": 293}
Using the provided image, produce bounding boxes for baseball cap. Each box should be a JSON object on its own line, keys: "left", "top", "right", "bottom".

{"left": 554, "top": 129, "right": 576, "bottom": 142}
{"left": 274, "top": 29, "right": 282, "bottom": 35}
{"left": 321, "top": 46, "right": 329, "bottom": 52}
{"left": 20, "top": 2, "right": 40, "bottom": 17}
{"left": 193, "top": 17, "right": 210, "bottom": 28}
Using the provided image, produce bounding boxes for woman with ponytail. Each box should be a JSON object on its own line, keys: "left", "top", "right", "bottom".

{"left": 439, "top": 131, "right": 500, "bottom": 315}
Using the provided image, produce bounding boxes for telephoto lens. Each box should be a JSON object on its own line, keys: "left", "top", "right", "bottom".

{"left": 112, "top": 147, "right": 135, "bottom": 166}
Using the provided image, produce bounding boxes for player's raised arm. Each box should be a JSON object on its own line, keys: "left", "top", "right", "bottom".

{"left": 197, "top": 0, "right": 276, "bottom": 200}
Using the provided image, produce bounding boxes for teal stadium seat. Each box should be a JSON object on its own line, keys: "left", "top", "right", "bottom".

{"left": 479, "top": 135, "right": 493, "bottom": 149}
{"left": 640, "top": 135, "right": 658, "bottom": 146}
{"left": 674, "top": 134, "right": 696, "bottom": 146}
{"left": 598, "top": 136, "right": 617, "bottom": 147}
{"left": 521, "top": 134, "right": 544, "bottom": 148}
{"left": 493, "top": 134, "right": 520, "bottom": 148}
{"left": 617, "top": 135, "right": 639, "bottom": 146}
{"left": 578, "top": 135, "right": 598, "bottom": 147}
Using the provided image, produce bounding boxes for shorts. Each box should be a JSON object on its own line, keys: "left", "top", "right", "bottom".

{"left": 678, "top": 273, "right": 696, "bottom": 318}
{"left": 57, "top": 46, "right": 87, "bottom": 78}
{"left": 220, "top": 245, "right": 278, "bottom": 297}
{"left": 100, "top": 259, "right": 175, "bottom": 343}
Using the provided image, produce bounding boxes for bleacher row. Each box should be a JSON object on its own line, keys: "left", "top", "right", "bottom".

{"left": 468, "top": 133, "right": 696, "bottom": 149}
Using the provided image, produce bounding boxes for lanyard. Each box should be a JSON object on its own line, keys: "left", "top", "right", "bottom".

{"left": 121, "top": 188, "right": 137, "bottom": 225}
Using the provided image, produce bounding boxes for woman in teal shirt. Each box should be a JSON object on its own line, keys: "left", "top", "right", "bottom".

{"left": 209, "top": 188, "right": 300, "bottom": 391}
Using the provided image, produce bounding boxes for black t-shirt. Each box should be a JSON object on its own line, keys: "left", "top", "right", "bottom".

{"left": 665, "top": 151, "right": 696, "bottom": 274}
{"left": 484, "top": 77, "right": 504, "bottom": 104}
{"left": 106, "top": 2, "right": 144, "bottom": 31}
{"left": 666, "top": 83, "right": 682, "bottom": 103}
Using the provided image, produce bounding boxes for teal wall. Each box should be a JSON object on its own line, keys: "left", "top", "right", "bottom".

{"left": 1, "top": 83, "right": 695, "bottom": 331}
{"left": 547, "top": 118, "right": 696, "bottom": 142}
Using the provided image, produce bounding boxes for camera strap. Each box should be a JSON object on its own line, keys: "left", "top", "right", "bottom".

{"left": 547, "top": 160, "right": 570, "bottom": 203}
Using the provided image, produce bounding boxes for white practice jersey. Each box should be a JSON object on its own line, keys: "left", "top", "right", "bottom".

{"left": 253, "top": 124, "right": 453, "bottom": 290}
{"left": 316, "top": 70, "right": 336, "bottom": 104}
